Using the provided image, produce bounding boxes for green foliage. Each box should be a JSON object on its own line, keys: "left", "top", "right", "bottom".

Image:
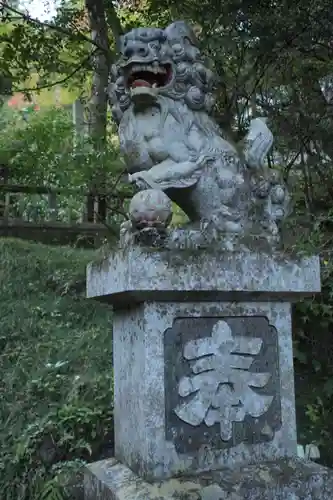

{"left": 0, "top": 106, "right": 121, "bottom": 187}
{"left": 0, "top": 107, "right": 130, "bottom": 228}
{"left": 0, "top": 3, "right": 93, "bottom": 92}
{"left": 290, "top": 208, "right": 333, "bottom": 467}
{"left": 0, "top": 238, "right": 114, "bottom": 500}
{"left": 1, "top": 0, "right": 333, "bottom": 482}
{"left": 170, "top": 203, "right": 189, "bottom": 227}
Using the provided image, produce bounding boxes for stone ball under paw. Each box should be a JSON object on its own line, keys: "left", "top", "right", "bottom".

{"left": 271, "top": 185, "right": 285, "bottom": 204}
{"left": 129, "top": 189, "right": 172, "bottom": 230}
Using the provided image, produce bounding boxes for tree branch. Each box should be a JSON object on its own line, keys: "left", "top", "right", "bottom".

{"left": 12, "top": 50, "right": 97, "bottom": 92}
{"left": 104, "top": 1, "right": 124, "bottom": 53}
{"left": 0, "top": 1, "right": 107, "bottom": 53}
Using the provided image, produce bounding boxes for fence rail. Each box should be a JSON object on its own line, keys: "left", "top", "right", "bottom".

{"left": 0, "top": 181, "right": 126, "bottom": 247}
{"left": 0, "top": 98, "right": 129, "bottom": 246}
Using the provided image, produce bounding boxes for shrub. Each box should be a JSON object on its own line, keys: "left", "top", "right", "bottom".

{"left": 292, "top": 211, "right": 333, "bottom": 467}
{"left": 0, "top": 107, "right": 131, "bottom": 229}
{"left": 0, "top": 238, "right": 114, "bottom": 500}
{"left": 0, "top": 106, "right": 122, "bottom": 187}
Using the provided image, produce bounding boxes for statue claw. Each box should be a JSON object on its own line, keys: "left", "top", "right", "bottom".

{"left": 129, "top": 172, "right": 157, "bottom": 190}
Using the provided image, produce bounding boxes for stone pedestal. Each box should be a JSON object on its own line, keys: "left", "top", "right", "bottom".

{"left": 84, "top": 457, "right": 333, "bottom": 500}
{"left": 84, "top": 248, "right": 332, "bottom": 499}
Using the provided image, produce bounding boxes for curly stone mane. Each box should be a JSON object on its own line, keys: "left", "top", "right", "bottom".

{"left": 108, "top": 21, "right": 218, "bottom": 124}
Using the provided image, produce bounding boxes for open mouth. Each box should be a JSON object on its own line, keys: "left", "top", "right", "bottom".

{"left": 126, "top": 63, "right": 172, "bottom": 90}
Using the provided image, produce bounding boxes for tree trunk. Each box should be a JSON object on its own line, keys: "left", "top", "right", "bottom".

{"left": 84, "top": 0, "right": 123, "bottom": 226}
{"left": 85, "top": 0, "right": 109, "bottom": 225}
{"left": 85, "top": 0, "right": 111, "bottom": 144}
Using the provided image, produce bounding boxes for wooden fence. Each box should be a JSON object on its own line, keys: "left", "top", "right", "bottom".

{"left": 0, "top": 100, "right": 129, "bottom": 247}
{"left": 0, "top": 181, "right": 125, "bottom": 247}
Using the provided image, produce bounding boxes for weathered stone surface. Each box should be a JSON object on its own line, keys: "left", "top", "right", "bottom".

{"left": 87, "top": 249, "right": 320, "bottom": 306}
{"left": 109, "top": 21, "right": 290, "bottom": 246}
{"left": 85, "top": 250, "right": 325, "bottom": 498}
{"left": 129, "top": 189, "right": 173, "bottom": 230}
{"left": 165, "top": 316, "right": 281, "bottom": 454}
{"left": 111, "top": 301, "right": 296, "bottom": 480}
{"left": 84, "top": 457, "right": 333, "bottom": 500}
{"left": 85, "top": 250, "right": 321, "bottom": 482}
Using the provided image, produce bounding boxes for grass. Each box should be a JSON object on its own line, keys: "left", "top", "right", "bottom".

{"left": 0, "top": 238, "right": 114, "bottom": 500}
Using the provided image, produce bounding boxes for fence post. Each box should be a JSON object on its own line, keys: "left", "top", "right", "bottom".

{"left": 72, "top": 99, "right": 87, "bottom": 147}
{"left": 48, "top": 192, "right": 58, "bottom": 221}
{"left": 3, "top": 193, "right": 11, "bottom": 222}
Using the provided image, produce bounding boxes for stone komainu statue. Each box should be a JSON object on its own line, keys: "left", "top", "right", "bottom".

{"left": 108, "top": 20, "right": 290, "bottom": 245}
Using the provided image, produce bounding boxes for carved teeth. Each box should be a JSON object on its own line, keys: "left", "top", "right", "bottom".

{"left": 129, "top": 64, "right": 167, "bottom": 76}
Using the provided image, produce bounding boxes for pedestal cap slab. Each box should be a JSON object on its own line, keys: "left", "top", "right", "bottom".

{"left": 87, "top": 249, "right": 320, "bottom": 306}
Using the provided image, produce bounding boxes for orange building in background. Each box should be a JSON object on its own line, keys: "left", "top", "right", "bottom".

{"left": 7, "top": 93, "right": 39, "bottom": 110}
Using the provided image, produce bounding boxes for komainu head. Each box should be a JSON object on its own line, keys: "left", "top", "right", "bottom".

{"left": 109, "top": 21, "right": 216, "bottom": 123}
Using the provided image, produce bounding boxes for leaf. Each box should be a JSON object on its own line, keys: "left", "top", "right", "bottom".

{"left": 312, "top": 360, "right": 321, "bottom": 373}
{"left": 38, "top": 479, "right": 65, "bottom": 500}
{"left": 323, "top": 378, "right": 333, "bottom": 397}
{"left": 293, "top": 347, "right": 307, "bottom": 364}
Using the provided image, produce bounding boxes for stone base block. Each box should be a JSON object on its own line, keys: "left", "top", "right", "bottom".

{"left": 86, "top": 250, "right": 321, "bottom": 481}
{"left": 112, "top": 301, "right": 298, "bottom": 480}
{"left": 84, "top": 457, "right": 333, "bottom": 500}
